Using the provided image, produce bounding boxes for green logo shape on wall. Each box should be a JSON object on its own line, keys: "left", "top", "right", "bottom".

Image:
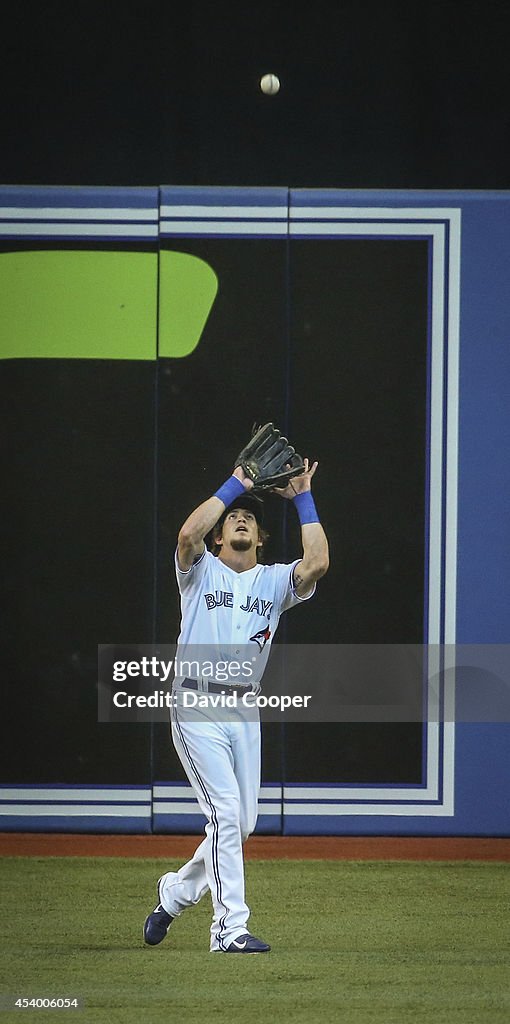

{"left": 0, "top": 249, "right": 218, "bottom": 360}
{"left": 158, "top": 251, "right": 218, "bottom": 359}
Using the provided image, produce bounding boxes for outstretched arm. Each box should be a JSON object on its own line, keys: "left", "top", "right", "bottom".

{"left": 274, "top": 459, "right": 329, "bottom": 597}
{"left": 177, "top": 466, "right": 253, "bottom": 570}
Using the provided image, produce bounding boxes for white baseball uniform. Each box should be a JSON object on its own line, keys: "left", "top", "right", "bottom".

{"left": 158, "top": 545, "right": 315, "bottom": 951}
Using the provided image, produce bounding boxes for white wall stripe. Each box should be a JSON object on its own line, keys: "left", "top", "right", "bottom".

{"left": 152, "top": 785, "right": 280, "bottom": 800}
{"left": 160, "top": 205, "right": 288, "bottom": 219}
{"left": 290, "top": 206, "right": 462, "bottom": 220}
{"left": 160, "top": 221, "right": 287, "bottom": 235}
{"left": 283, "top": 786, "right": 432, "bottom": 801}
{"left": 289, "top": 222, "right": 437, "bottom": 237}
{"left": 428, "top": 229, "right": 446, "bottom": 646}
{"left": 0, "top": 207, "right": 157, "bottom": 220}
{"left": 153, "top": 802, "right": 281, "bottom": 815}
{"left": 0, "top": 788, "right": 150, "bottom": 802}
{"left": 285, "top": 803, "right": 452, "bottom": 817}
{"left": 441, "top": 720, "right": 456, "bottom": 815}
{"left": 444, "top": 210, "right": 462, "bottom": 647}
{"left": 0, "top": 224, "right": 158, "bottom": 237}
{"left": 0, "top": 805, "right": 150, "bottom": 817}
{"left": 152, "top": 803, "right": 203, "bottom": 815}
{"left": 425, "top": 720, "right": 440, "bottom": 801}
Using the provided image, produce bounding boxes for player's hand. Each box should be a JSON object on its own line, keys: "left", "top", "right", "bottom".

{"left": 272, "top": 458, "right": 318, "bottom": 499}
{"left": 232, "top": 464, "right": 255, "bottom": 490}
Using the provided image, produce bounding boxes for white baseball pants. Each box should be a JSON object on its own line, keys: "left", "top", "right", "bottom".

{"left": 160, "top": 701, "right": 261, "bottom": 951}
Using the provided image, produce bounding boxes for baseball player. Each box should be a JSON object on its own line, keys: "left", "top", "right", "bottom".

{"left": 144, "top": 444, "right": 329, "bottom": 954}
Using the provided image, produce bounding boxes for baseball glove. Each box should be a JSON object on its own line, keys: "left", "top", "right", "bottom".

{"left": 234, "top": 422, "right": 305, "bottom": 491}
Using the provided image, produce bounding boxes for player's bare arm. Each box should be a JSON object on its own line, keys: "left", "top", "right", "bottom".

{"left": 293, "top": 521, "right": 329, "bottom": 596}
{"left": 177, "top": 465, "right": 253, "bottom": 570}
{"left": 274, "top": 458, "right": 329, "bottom": 597}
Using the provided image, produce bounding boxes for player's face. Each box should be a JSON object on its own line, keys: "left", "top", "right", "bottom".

{"left": 217, "top": 508, "right": 261, "bottom": 553}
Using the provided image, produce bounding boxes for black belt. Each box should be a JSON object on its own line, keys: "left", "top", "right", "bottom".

{"left": 182, "top": 677, "right": 252, "bottom": 698}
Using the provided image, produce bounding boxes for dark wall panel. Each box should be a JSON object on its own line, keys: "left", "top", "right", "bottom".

{"left": 282, "top": 238, "right": 429, "bottom": 785}
{"left": 2, "top": 358, "right": 154, "bottom": 783}
{"left": 152, "top": 236, "right": 289, "bottom": 789}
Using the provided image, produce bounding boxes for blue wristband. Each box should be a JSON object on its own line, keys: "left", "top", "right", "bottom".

{"left": 293, "top": 491, "right": 320, "bottom": 525}
{"left": 214, "top": 475, "right": 246, "bottom": 507}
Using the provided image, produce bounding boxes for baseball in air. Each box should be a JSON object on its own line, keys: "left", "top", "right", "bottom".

{"left": 260, "top": 73, "right": 280, "bottom": 95}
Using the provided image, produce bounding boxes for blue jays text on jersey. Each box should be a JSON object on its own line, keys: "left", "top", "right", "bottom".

{"left": 204, "top": 591, "right": 273, "bottom": 619}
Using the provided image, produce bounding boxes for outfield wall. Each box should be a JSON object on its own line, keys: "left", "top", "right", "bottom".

{"left": 1, "top": 185, "right": 509, "bottom": 835}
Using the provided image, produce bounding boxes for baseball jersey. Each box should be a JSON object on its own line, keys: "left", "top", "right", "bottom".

{"left": 173, "top": 546, "right": 315, "bottom": 687}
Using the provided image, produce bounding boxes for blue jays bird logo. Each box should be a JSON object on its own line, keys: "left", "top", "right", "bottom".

{"left": 249, "top": 626, "right": 271, "bottom": 651}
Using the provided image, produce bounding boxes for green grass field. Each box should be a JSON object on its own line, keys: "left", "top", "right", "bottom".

{"left": 0, "top": 856, "right": 508, "bottom": 1024}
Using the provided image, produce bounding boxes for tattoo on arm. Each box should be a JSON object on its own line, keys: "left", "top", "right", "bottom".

{"left": 294, "top": 572, "right": 304, "bottom": 588}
